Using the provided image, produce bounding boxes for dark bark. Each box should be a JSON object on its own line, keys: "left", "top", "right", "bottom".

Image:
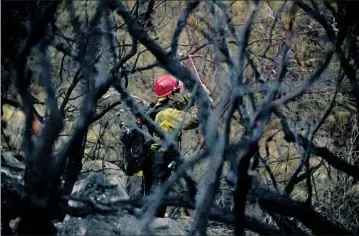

{"left": 1, "top": 163, "right": 25, "bottom": 235}
{"left": 233, "top": 141, "right": 259, "bottom": 235}
{"left": 11, "top": 2, "right": 62, "bottom": 235}
{"left": 278, "top": 114, "right": 359, "bottom": 181}
{"left": 61, "top": 131, "right": 88, "bottom": 197}
{"left": 64, "top": 194, "right": 282, "bottom": 235}
{"left": 267, "top": 212, "right": 307, "bottom": 235}
{"left": 55, "top": 78, "right": 113, "bottom": 201}
{"left": 297, "top": 1, "right": 359, "bottom": 114}
{"left": 163, "top": 197, "right": 281, "bottom": 235}
{"left": 250, "top": 187, "right": 352, "bottom": 235}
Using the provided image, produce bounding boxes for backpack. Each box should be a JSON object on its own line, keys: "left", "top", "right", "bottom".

{"left": 119, "top": 122, "right": 148, "bottom": 176}
{"left": 119, "top": 99, "right": 182, "bottom": 176}
{"left": 119, "top": 101, "right": 157, "bottom": 176}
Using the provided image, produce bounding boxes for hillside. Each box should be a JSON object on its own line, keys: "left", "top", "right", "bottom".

{"left": 1, "top": 1, "right": 359, "bottom": 235}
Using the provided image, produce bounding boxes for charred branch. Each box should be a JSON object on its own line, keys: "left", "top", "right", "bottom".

{"left": 275, "top": 109, "right": 359, "bottom": 181}
{"left": 250, "top": 186, "right": 352, "bottom": 235}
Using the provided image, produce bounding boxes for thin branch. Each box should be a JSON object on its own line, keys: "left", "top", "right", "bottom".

{"left": 259, "top": 155, "right": 280, "bottom": 193}
{"left": 297, "top": 1, "right": 359, "bottom": 113}
{"left": 275, "top": 109, "right": 359, "bottom": 181}
{"left": 59, "top": 69, "right": 83, "bottom": 112}
{"left": 12, "top": 1, "right": 60, "bottom": 160}
{"left": 285, "top": 161, "right": 324, "bottom": 195}
{"left": 59, "top": 53, "right": 102, "bottom": 113}
{"left": 261, "top": 1, "right": 288, "bottom": 57}
{"left": 111, "top": 35, "right": 138, "bottom": 75}
{"left": 188, "top": 134, "right": 226, "bottom": 235}
{"left": 64, "top": 195, "right": 281, "bottom": 235}
{"left": 250, "top": 186, "right": 352, "bottom": 235}
{"left": 53, "top": 75, "right": 114, "bottom": 180}
{"left": 65, "top": 0, "right": 81, "bottom": 34}
{"left": 271, "top": 48, "right": 334, "bottom": 107}
{"left": 169, "top": 0, "right": 200, "bottom": 57}
{"left": 126, "top": 43, "right": 208, "bottom": 73}
{"left": 1, "top": 126, "right": 13, "bottom": 151}
{"left": 91, "top": 101, "right": 122, "bottom": 124}
{"left": 303, "top": 68, "right": 345, "bottom": 205}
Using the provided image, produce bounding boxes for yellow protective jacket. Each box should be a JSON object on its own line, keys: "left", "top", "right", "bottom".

{"left": 150, "top": 94, "right": 199, "bottom": 152}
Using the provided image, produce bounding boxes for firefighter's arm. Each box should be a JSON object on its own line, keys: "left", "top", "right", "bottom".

{"left": 149, "top": 108, "right": 198, "bottom": 152}
{"left": 181, "top": 92, "right": 213, "bottom": 105}
{"left": 180, "top": 108, "right": 199, "bottom": 130}
{"left": 172, "top": 94, "right": 193, "bottom": 110}
{"left": 179, "top": 94, "right": 192, "bottom": 106}
{"left": 157, "top": 108, "right": 199, "bottom": 131}
{"left": 174, "top": 93, "right": 213, "bottom": 111}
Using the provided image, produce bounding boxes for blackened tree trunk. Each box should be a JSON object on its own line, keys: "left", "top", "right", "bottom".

{"left": 61, "top": 130, "right": 88, "bottom": 197}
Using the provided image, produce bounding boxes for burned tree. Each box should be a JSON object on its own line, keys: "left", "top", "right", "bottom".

{"left": 1, "top": 0, "right": 358, "bottom": 235}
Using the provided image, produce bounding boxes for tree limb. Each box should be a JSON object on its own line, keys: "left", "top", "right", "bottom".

{"left": 91, "top": 101, "right": 122, "bottom": 124}
{"left": 274, "top": 109, "right": 359, "bottom": 181}
{"left": 250, "top": 186, "right": 352, "bottom": 235}
{"left": 170, "top": 0, "right": 200, "bottom": 57}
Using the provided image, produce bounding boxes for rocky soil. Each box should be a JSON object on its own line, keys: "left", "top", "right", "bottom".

{"left": 1, "top": 153, "right": 193, "bottom": 235}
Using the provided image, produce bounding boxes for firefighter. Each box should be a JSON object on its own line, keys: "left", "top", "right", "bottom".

{"left": 144, "top": 74, "right": 207, "bottom": 217}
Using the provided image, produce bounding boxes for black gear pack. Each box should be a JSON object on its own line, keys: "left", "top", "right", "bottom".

{"left": 119, "top": 101, "right": 165, "bottom": 176}
{"left": 119, "top": 99, "right": 184, "bottom": 176}
{"left": 119, "top": 121, "right": 147, "bottom": 176}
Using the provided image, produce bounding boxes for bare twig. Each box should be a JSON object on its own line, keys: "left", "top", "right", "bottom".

{"left": 261, "top": 1, "right": 288, "bottom": 57}
{"left": 271, "top": 48, "right": 334, "bottom": 107}
{"left": 91, "top": 101, "right": 122, "bottom": 124}
{"left": 259, "top": 155, "right": 280, "bottom": 193}
{"left": 13, "top": 3, "right": 62, "bottom": 232}
{"left": 170, "top": 0, "right": 200, "bottom": 57}
{"left": 303, "top": 68, "right": 345, "bottom": 205}
{"left": 275, "top": 109, "right": 359, "bottom": 181}
{"left": 250, "top": 186, "right": 351, "bottom": 235}
{"left": 64, "top": 195, "right": 281, "bottom": 235}
{"left": 297, "top": 1, "right": 359, "bottom": 113}
{"left": 125, "top": 43, "right": 208, "bottom": 73}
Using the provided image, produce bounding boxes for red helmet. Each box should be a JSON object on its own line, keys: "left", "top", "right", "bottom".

{"left": 154, "top": 74, "right": 184, "bottom": 97}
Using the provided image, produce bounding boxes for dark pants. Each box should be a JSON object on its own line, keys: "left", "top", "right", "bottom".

{"left": 142, "top": 161, "right": 153, "bottom": 195}
{"left": 143, "top": 150, "right": 174, "bottom": 217}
